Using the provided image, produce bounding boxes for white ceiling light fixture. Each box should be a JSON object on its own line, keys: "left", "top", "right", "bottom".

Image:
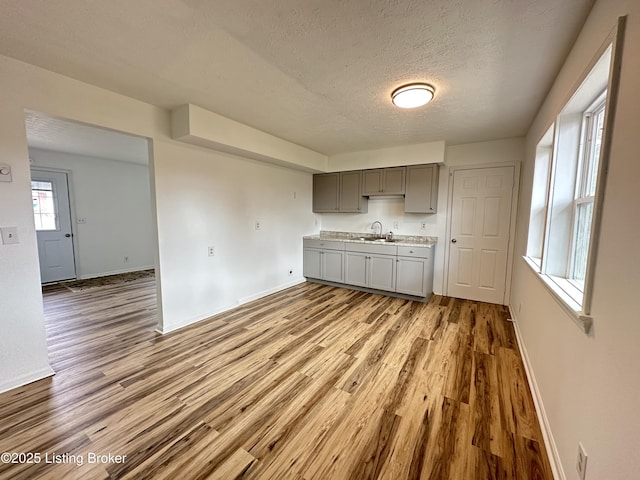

{"left": 391, "top": 83, "right": 435, "bottom": 108}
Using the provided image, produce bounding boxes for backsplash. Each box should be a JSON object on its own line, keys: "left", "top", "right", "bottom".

{"left": 317, "top": 197, "right": 441, "bottom": 237}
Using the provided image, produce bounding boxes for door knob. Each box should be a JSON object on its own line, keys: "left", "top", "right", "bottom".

{"left": 65, "top": 234, "right": 71, "bottom": 237}
{"left": 451, "top": 238, "right": 457, "bottom": 243}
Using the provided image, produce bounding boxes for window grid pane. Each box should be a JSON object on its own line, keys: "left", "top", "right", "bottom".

{"left": 32, "top": 181, "right": 58, "bottom": 231}
{"left": 571, "top": 201, "right": 593, "bottom": 282}
{"left": 586, "top": 108, "right": 605, "bottom": 197}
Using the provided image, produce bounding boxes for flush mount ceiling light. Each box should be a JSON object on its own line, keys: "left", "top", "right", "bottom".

{"left": 391, "top": 83, "right": 435, "bottom": 108}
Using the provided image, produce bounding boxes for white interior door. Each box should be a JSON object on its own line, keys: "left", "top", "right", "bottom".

{"left": 31, "top": 169, "right": 77, "bottom": 283}
{"left": 447, "top": 166, "right": 514, "bottom": 304}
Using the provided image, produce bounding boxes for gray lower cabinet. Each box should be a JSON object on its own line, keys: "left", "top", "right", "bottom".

{"left": 304, "top": 238, "right": 433, "bottom": 299}
{"left": 303, "top": 239, "right": 345, "bottom": 283}
{"left": 395, "top": 246, "right": 434, "bottom": 297}
{"left": 303, "top": 248, "right": 344, "bottom": 283}
{"left": 369, "top": 254, "right": 396, "bottom": 291}
{"left": 344, "top": 251, "right": 396, "bottom": 291}
{"left": 344, "top": 252, "right": 368, "bottom": 287}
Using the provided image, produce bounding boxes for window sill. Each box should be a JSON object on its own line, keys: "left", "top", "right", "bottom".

{"left": 522, "top": 256, "right": 593, "bottom": 335}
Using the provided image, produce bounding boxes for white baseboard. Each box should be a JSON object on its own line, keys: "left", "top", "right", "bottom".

{"left": 238, "top": 277, "right": 305, "bottom": 305}
{"left": 156, "top": 301, "right": 239, "bottom": 335}
{"left": 0, "top": 366, "right": 55, "bottom": 395}
{"left": 78, "top": 265, "right": 155, "bottom": 280}
{"left": 508, "top": 306, "right": 565, "bottom": 480}
{"left": 157, "top": 278, "right": 305, "bottom": 335}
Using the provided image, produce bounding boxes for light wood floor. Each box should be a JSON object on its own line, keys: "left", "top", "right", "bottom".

{"left": 0, "top": 279, "right": 553, "bottom": 480}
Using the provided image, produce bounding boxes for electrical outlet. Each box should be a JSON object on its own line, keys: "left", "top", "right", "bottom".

{"left": 208, "top": 246, "right": 215, "bottom": 257}
{"left": 576, "top": 443, "right": 587, "bottom": 480}
{"left": 393, "top": 221, "right": 399, "bottom": 229}
{"left": 77, "top": 217, "right": 87, "bottom": 224}
{"left": 420, "top": 222, "right": 427, "bottom": 230}
{"left": 255, "top": 221, "right": 261, "bottom": 230}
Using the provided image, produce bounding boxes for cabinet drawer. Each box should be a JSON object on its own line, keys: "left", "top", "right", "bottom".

{"left": 303, "top": 239, "right": 345, "bottom": 250}
{"left": 345, "top": 243, "right": 397, "bottom": 256}
{"left": 397, "top": 245, "right": 431, "bottom": 258}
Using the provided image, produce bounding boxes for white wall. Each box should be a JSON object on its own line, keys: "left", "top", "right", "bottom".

{"left": 153, "top": 141, "right": 315, "bottom": 332}
{"left": 320, "top": 137, "right": 524, "bottom": 295}
{"left": 510, "top": 1, "right": 640, "bottom": 478}
{"left": 0, "top": 54, "right": 318, "bottom": 392}
{"left": 0, "top": 106, "right": 53, "bottom": 393}
{"left": 327, "top": 141, "right": 445, "bottom": 171}
{"left": 29, "top": 148, "right": 155, "bottom": 279}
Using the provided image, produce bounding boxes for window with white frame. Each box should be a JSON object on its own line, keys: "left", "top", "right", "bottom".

{"left": 524, "top": 31, "right": 622, "bottom": 330}
{"left": 570, "top": 98, "right": 605, "bottom": 285}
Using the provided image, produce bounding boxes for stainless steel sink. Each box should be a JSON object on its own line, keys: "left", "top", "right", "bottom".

{"left": 354, "top": 236, "right": 397, "bottom": 243}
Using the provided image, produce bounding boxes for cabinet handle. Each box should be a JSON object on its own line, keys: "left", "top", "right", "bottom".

{"left": 409, "top": 250, "right": 414, "bottom": 253}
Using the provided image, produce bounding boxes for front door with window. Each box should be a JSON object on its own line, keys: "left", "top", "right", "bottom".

{"left": 31, "top": 169, "right": 76, "bottom": 283}
{"left": 447, "top": 166, "right": 515, "bottom": 304}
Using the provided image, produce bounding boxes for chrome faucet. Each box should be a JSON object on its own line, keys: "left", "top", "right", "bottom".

{"left": 371, "top": 221, "right": 383, "bottom": 238}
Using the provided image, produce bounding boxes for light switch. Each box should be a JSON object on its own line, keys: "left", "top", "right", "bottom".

{"left": 1, "top": 227, "right": 19, "bottom": 244}
{"left": 0, "top": 165, "right": 12, "bottom": 182}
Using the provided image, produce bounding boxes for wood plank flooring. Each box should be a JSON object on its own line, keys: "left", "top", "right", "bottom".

{"left": 0, "top": 280, "right": 553, "bottom": 480}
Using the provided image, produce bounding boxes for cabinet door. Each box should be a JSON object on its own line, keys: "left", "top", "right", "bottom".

{"left": 396, "top": 257, "right": 427, "bottom": 296}
{"left": 344, "top": 252, "right": 368, "bottom": 287}
{"left": 303, "top": 248, "right": 322, "bottom": 279}
{"left": 323, "top": 250, "right": 344, "bottom": 283}
{"left": 313, "top": 173, "right": 340, "bottom": 212}
{"left": 382, "top": 167, "right": 406, "bottom": 194}
{"left": 368, "top": 254, "right": 396, "bottom": 291}
{"left": 404, "top": 164, "right": 439, "bottom": 213}
{"left": 340, "top": 171, "right": 367, "bottom": 213}
{"left": 362, "top": 169, "right": 382, "bottom": 195}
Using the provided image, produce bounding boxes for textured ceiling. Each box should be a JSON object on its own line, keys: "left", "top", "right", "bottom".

{"left": 25, "top": 112, "right": 150, "bottom": 165}
{"left": 1, "top": 0, "right": 594, "bottom": 155}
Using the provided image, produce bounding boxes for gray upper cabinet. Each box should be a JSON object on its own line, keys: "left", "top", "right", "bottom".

{"left": 312, "top": 173, "right": 340, "bottom": 212}
{"left": 313, "top": 171, "right": 367, "bottom": 213}
{"left": 362, "top": 167, "right": 406, "bottom": 195}
{"left": 339, "top": 171, "right": 367, "bottom": 213}
{"left": 313, "top": 164, "right": 437, "bottom": 213}
{"left": 404, "top": 164, "right": 439, "bottom": 213}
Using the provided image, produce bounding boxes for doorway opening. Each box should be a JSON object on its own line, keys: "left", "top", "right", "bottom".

{"left": 24, "top": 110, "right": 161, "bottom": 333}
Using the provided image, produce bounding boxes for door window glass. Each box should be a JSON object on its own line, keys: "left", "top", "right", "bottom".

{"left": 32, "top": 180, "right": 58, "bottom": 231}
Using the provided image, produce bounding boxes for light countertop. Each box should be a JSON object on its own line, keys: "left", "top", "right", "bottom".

{"left": 304, "top": 230, "right": 437, "bottom": 248}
